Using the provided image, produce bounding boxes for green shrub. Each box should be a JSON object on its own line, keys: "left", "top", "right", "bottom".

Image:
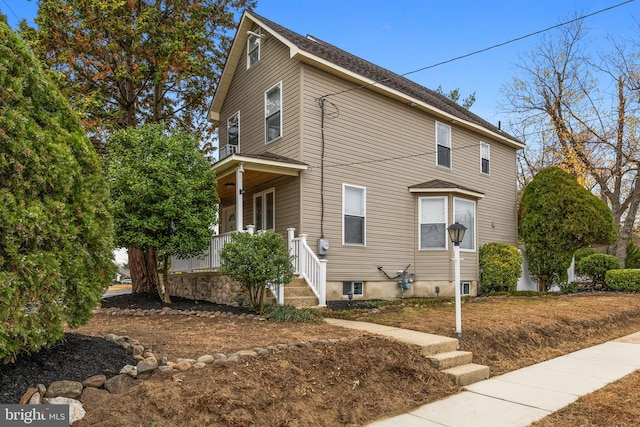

{"left": 625, "top": 241, "right": 640, "bottom": 269}
{"left": 479, "top": 242, "right": 523, "bottom": 293}
{"left": 0, "top": 20, "right": 114, "bottom": 363}
{"left": 576, "top": 253, "right": 621, "bottom": 286}
{"left": 220, "top": 231, "right": 294, "bottom": 314}
{"left": 560, "top": 281, "right": 580, "bottom": 294}
{"left": 264, "top": 304, "right": 322, "bottom": 323}
{"left": 574, "top": 247, "right": 600, "bottom": 264}
{"left": 605, "top": 269, "right": 640, "bottom": 292}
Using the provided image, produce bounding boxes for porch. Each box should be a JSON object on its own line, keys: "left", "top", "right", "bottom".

{"left": 171, "top": 227, "right": 327, "bottom": 307}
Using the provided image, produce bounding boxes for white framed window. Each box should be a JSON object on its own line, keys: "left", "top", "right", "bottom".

{"left": 436, "top": 122, "right": 452, "bottom": 169}
{"left": 343, "top": 184, "right": 366, "bottom": 245}
{"left": 461, "top": 281, "right": 471, "bottom": 296}
{"left": 454, "top": 198, "right": 476, "bottom": 251}
{"left": 227, "top": 112, "right": 239, "bottom": 148}
{"left": 342, "top": 281, "right": 364, "bottom": 297}
{"left": 419, "top": 197, "right": 447, "bottom": 250}
{"left": 254, "top": 188, "right": 275, "bottom": 231}
{"left": 480, "top": 142, "right": 490, "bottom": 175}
{"left": 265, "top": 82, "right": 282, "bottom": 143}
{"left": 247, "top": 33, "right": 260, "bottom": 68}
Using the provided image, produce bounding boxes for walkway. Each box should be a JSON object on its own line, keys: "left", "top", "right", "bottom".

{"left": 325, "top": 319, "right": 640, "bottom": 427}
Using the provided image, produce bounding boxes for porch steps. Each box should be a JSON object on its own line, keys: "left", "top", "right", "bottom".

{"left": 266, "top": 278, "right": 319, "bottom": 308}
{"left": 324, "top": 318, "right": 489, "bottom": 386}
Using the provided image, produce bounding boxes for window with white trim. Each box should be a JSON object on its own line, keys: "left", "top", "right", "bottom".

{"left": 343, "top": 184, "right": 366, "bottom": 245}
{"left": 436, "top": 122, "right": 451, "bottom": 168}
{"left": 254, "top": 188, "right": 275, "bottom": 231}
{"left": 480, "top": 142, "right": 490, "bottom": 174}
{"left": 227, "top": 112, "right": 239, "bottom": 148}
{"left": 461, "top": 281, "right": 471, "bottom": 296}
{"left": 247, "top": 33, "right": 260, "bottom": 68}
{"left": 419, "top": 197, "right": 447, "bottom": 250}
{"left": 454, "top": 198, "right": 475, "bottom": 251}
{"left": 343, "top": 281, "right": 364, "bottom": 297}
{"left": 265, "top": 82, "right": 282, "bottom": 142}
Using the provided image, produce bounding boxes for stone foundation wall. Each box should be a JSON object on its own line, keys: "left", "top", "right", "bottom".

{"left": 168, "top": 272, "right": 244, "bottom": 306}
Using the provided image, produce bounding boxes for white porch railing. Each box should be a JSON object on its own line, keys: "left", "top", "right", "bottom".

{"left": 170, "top": 227, "right": 326, "bottom": 307}
{"left": 218, "top": 144, "right": 238, "bottom": 160}
{"left": 288, "top": 228, "right": 327, "bottom": 307}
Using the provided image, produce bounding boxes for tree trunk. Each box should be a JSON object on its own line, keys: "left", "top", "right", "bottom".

{"left": 129, "top": 247, "right": 151, "bottom": 293}
{"left": 129, "top": 246, "right": 161, "bottom": 297}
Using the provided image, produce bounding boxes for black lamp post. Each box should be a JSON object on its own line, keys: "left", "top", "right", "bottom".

{"left": 447, "top": 222, "right": 467, "bottom": 341}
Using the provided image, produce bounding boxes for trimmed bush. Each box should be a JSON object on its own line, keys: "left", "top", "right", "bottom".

{"left": 605, "top": 269, "right": 640, "bottom": 292}
{"left": 0, "top": 19, "right": 114, "bottom": 363}
{"left": 574, "top": 247, "right": 600, "bottom": 264}
{"left": 576, "top": 253, "right": 621, "bottom": 286}
{"left": 479, "top": 242, "right": 523, "bottom": 293}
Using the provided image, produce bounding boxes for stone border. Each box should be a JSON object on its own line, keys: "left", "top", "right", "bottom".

{"left": 18, "top": 307, "right": 366, "bottom": 424}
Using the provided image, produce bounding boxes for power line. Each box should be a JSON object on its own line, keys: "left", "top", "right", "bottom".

{"left": 323, "top": 0, "right": 636, "bottom": 99}
{"left": 0, "top": 0, "right": 20, "bottom": 23}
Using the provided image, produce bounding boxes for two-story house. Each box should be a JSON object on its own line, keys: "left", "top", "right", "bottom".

{"left": 172, "top": 11, "right": 524, "bottom": 306}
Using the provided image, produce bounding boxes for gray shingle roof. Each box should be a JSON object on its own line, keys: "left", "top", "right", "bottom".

{"left": 250, "top": 12, "right": 520, "bottom": 144}
{"left": 408, "top": 179, "right": 484, "bottom": 197}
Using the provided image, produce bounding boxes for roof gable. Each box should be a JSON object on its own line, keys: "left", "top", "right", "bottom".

{"left": 209, "top": 11, "right": 524, "bottom": 149}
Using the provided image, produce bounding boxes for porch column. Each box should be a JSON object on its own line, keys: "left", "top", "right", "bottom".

{"left": 235, "top": 162, "right": 244, "bottom": 232}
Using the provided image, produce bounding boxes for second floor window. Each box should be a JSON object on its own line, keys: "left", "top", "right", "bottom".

{"left": 247, "top": 33, "right": 260, "bottom": 68}
{"left": 436, "top": 122, "right": 451, "bottom": 168}
{"left": 265, "top": 82, "right": 282, "bottom": 143}
{"left": 343, "top": 184, "right": 366, "bottom": 245}
{"left": 480, "top": 142, "right": 490, "bottom": 174}
{"left": 228, "top": 112, "right": 239, "bottom": 148}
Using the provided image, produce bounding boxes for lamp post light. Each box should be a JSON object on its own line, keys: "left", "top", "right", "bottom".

{"left": 447, "top": 222, "right": 467, "bottom": 341}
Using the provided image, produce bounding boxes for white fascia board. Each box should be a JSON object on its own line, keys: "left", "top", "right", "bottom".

{"left": 409, "top": 187, "right": 485, "bottom": 199}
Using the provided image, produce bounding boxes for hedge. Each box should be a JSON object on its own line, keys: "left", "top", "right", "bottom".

{"left": 479, "top": 242, "right": 523, "bottom": 293}
{"left": 605, "top": 269, "right": 640, "bottom": 292}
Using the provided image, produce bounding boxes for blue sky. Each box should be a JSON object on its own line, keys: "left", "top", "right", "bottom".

{"left": 2, "top": 0, "right": 638, "bottom": 125}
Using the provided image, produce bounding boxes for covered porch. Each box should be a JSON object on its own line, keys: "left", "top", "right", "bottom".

{"left": 171, "top": 152, "right": 327, "bottom": 307}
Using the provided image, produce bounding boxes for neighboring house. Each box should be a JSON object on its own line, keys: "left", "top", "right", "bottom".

{"left": 173, "top": 11, "right": 524, "bottom": 305}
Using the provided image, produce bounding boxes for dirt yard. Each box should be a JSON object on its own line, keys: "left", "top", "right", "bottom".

{"left": 7, "top": 292, "right": 640, "bottom": 426}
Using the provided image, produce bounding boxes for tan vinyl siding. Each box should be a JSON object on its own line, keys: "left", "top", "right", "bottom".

{"left": 299, "top": 66, "right": 514, "bottom": 283}
{"left": 218, "top": 25, "right": 301, "bottom": 160}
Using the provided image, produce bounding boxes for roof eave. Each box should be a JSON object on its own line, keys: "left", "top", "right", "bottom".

{"left": 408, "top": 187, "right": 485, "bottom": 199}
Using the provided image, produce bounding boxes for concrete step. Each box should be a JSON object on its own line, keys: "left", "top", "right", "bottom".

{"left": 428, "top": 350, "right": 473, "bottom": 370}
{"left": 284, "top": 286, "right": 316, "bottom": 298}
{"left": 285, "top": 295, "right": 319, "bottom": 308}
{"left": 417, "top": 337, "right": 460, "bottom": 356}
{"left": 442, "top": 363, "right": 490, "bottom": 386}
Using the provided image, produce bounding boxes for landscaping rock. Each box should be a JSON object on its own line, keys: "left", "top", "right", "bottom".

{"left": 104, "top": 374, "right": 139, "bottom": 394}
{"left": 45, "top": 380, "right": 83, "bottom": 399}
{"left": 82, "top": 374, "right": 107, "bottom": 388}
{"left": 47, "top": 396, "right": 86, "bottom": 424}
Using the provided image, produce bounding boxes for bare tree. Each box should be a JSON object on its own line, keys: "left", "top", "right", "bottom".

{"left": 502, "top": 18, "right": 640, "bottom": 266}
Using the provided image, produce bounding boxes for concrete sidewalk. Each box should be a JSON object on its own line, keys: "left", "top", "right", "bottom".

{"left": 324, "top": 319, "right": 640, "bottom": 427}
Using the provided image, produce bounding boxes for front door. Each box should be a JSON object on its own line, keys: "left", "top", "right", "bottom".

{"left": 221, "top": 205, "right": 236, "bottom": 233}
{"left": 254, "top": 188, "right": 274, "bottom": 231}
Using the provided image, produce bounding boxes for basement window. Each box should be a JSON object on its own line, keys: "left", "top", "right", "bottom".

{"left": 343, "top": 281, "right": 364, "bottom": 297}
{"left": 461, "top": 281, "right": 471, "bottom": 296}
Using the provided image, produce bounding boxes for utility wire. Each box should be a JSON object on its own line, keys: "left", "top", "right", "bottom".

{"left": 322, "top": 0, "right": 635, "bottom": 99}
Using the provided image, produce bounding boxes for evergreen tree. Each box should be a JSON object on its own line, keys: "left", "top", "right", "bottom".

{"left": 520, "top": 167, "right": 617, "bottom": 290}
{"left": 0, "top": 16, "right": 114, "bottom": 362}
